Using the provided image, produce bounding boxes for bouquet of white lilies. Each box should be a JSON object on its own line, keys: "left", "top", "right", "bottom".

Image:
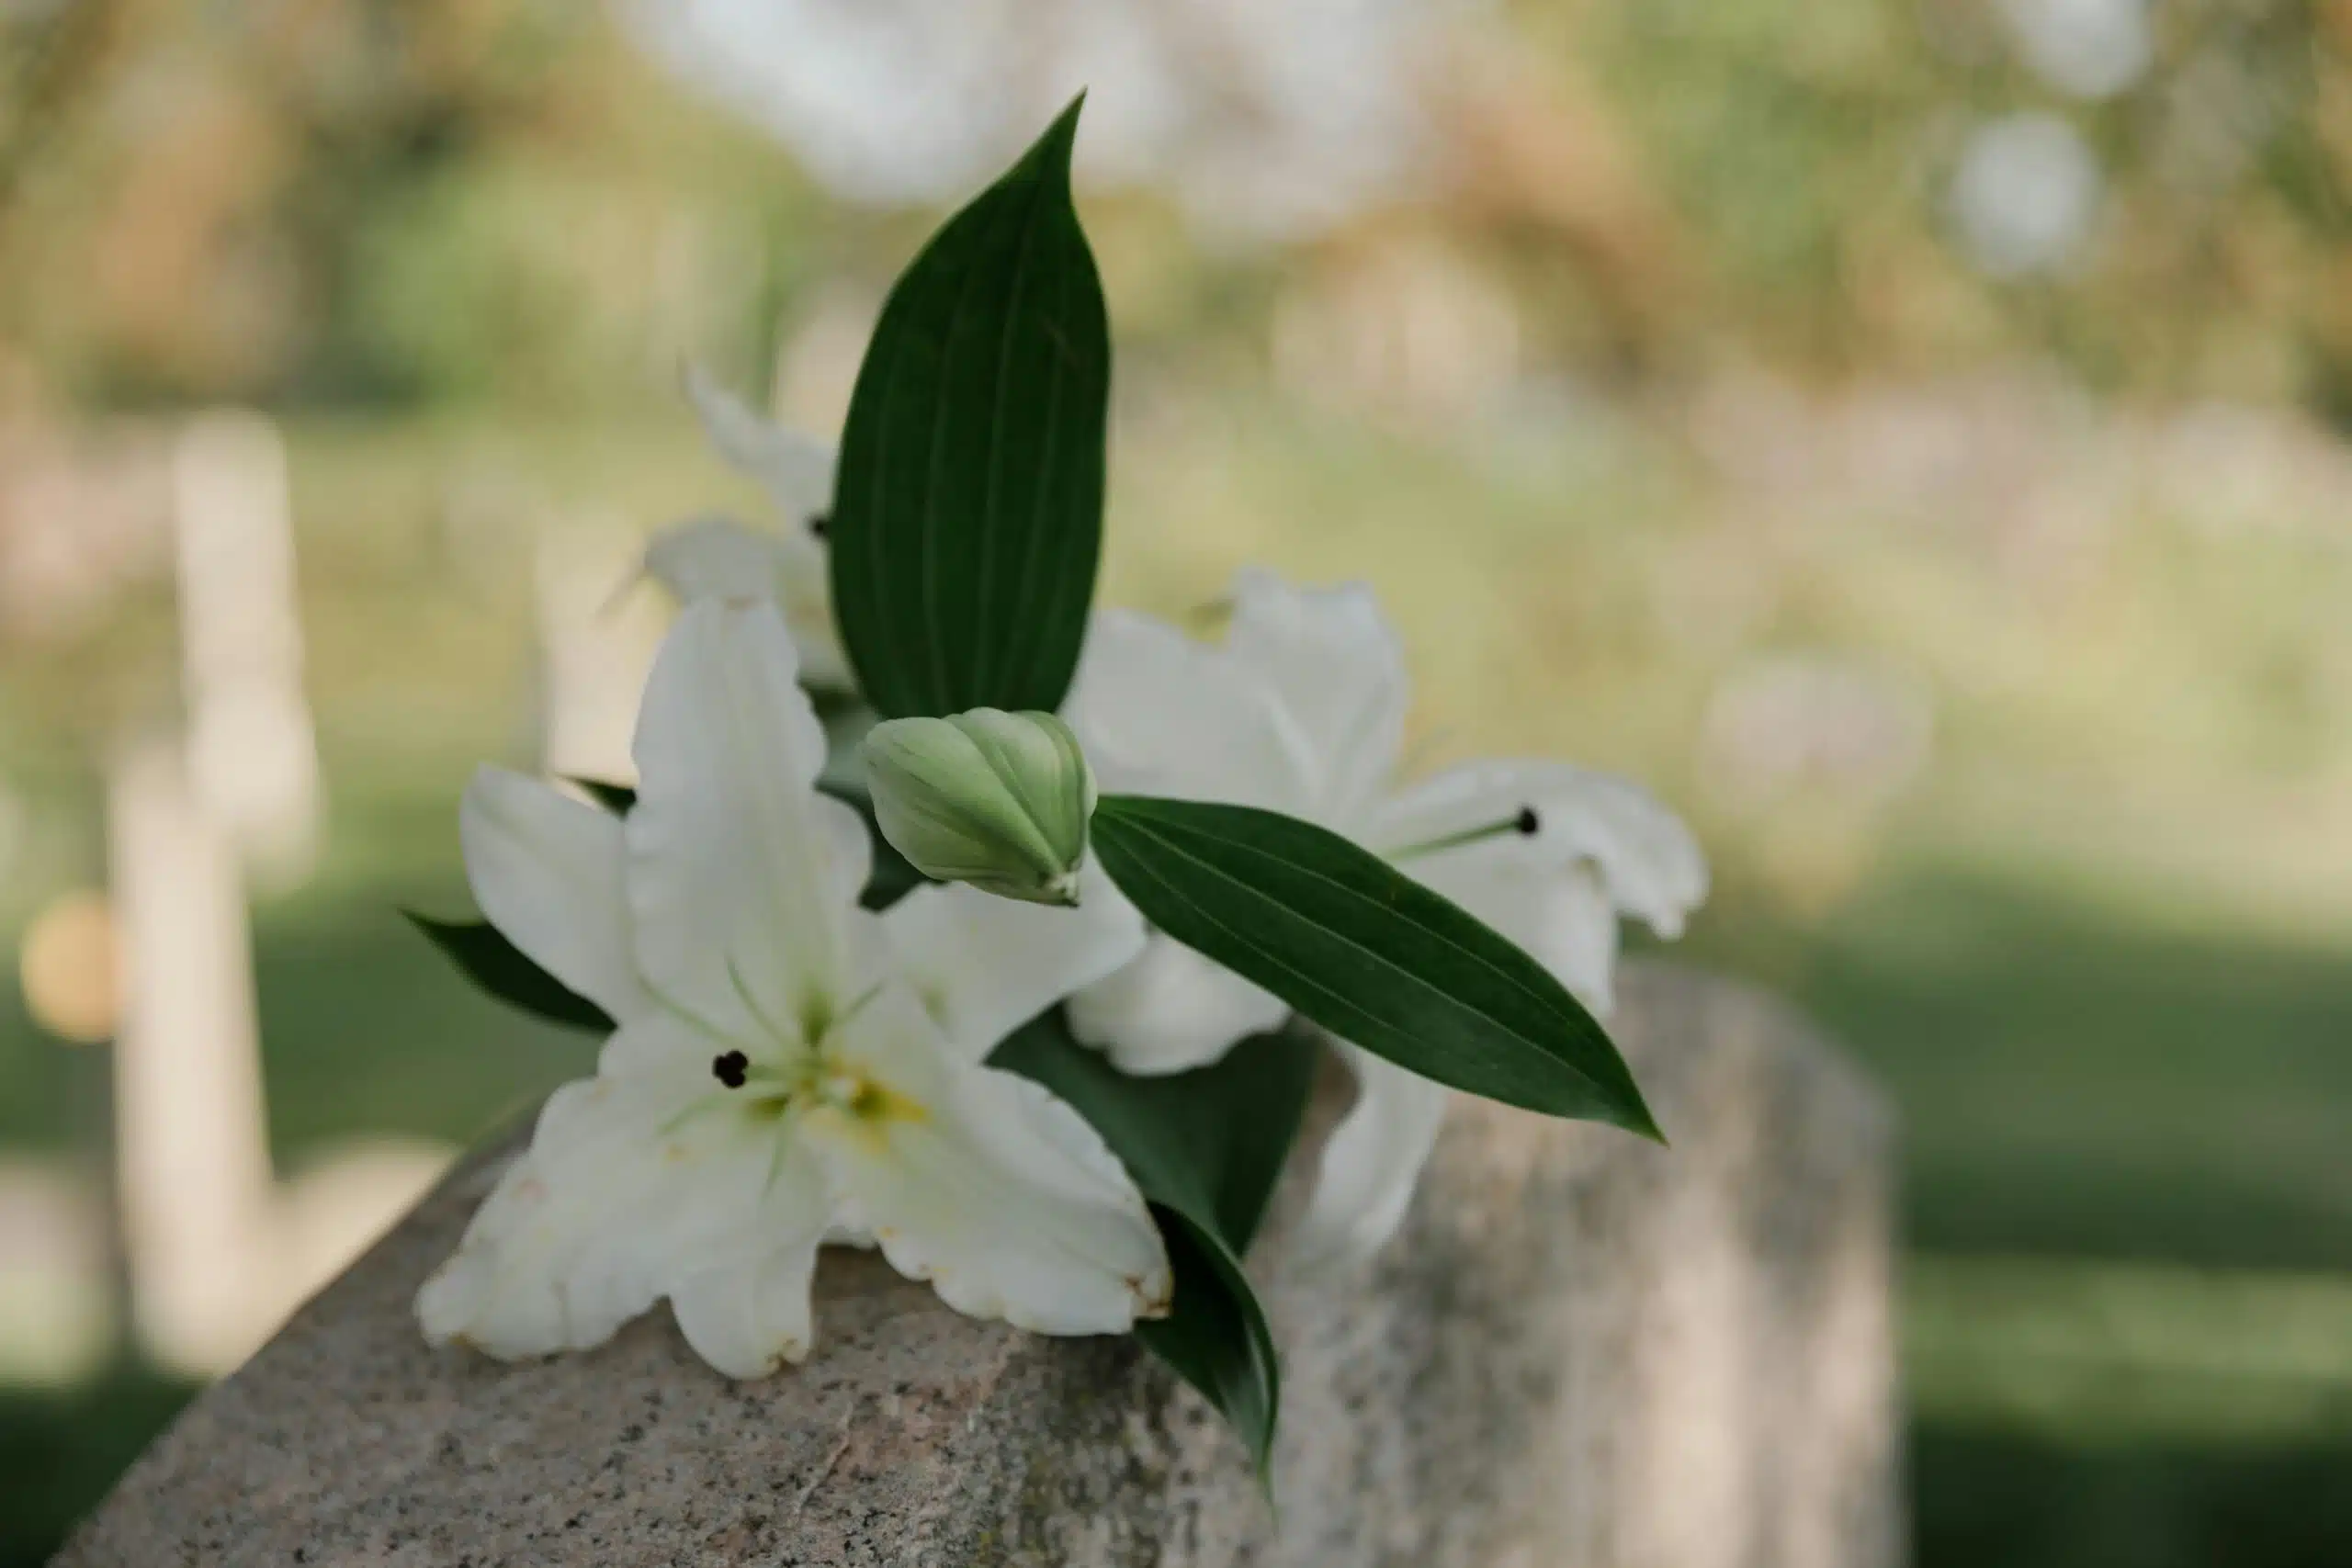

{"left": 410, "top": 100, "right": 1703, "bottom": 1475}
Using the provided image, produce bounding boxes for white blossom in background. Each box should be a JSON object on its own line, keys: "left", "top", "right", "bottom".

{"left": 1948, "top": 112, "right": 2102, "bottom": 279}
{"left": 614, "top": 0, "right": 1442, "bottom": 239}
{"left": 420, "top": 599, "right": 1163, "bottom": 1377}
{"left": 1996, "top": 0, "right": 2152, "bottom": 101}
{"left": 1063, "top": 569, "right": 1706, "bottom": 1264}
{"left": 641, "top": 368, "right": 850, "bottom": 690}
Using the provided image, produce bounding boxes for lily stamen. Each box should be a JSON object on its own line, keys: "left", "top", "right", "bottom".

{"left": 1385, "top": 806, "right": 1542, "bottom": 863}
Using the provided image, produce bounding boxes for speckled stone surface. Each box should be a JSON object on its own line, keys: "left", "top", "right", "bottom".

{"left": 55, "top": 963, "right": 1900, "bottom": 1567}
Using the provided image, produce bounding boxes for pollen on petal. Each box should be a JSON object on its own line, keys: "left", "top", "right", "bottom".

{"left": 712, "top": 1050, "right": 750, "bottom": 1089}
{"left": 1132, "top": 1274, "right": 1173, "bottom": 1319}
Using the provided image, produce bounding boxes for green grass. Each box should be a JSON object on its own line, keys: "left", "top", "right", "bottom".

{"left": 1777, "top": 861, "right": 2352, "bottom": 1270}
{"left": 1913, "top": 1425, "right": 2352, "bottom": 1568}
{"left": 0, "top": 1371, "right": 198, "bottom": 1568}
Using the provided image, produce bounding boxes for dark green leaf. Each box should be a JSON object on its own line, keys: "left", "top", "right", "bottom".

{"left": 1091, "top": 795, "right": 1662, "bottom": 1140}
{"left": 403, "top": 911, "right": 613, "bottom": 1034}
{"left": 567, "top": 777, "right": 637, "bottom": 815}
{"left": 831, "top": 95, "right": 1110, "bottom": 717}
{"left": 992, "top": 1010, "right": 1314, "bottom": 1476}
{"left": 1136, "top": 1206, "right": 1282, "bottom": 1484}
{"left": 992, "top": 1010, "right": 1316, "bottom": 1252}
{"left": 856, "top": 834, "right": 930, "bottom": 912}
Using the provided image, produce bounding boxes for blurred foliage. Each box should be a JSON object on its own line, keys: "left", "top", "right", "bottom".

{"left": 1568, "top": 0, "right": 2352, "bottom": 402}
{"left": 0, "top": 0, "right": 826, "bottom": 408}
{"left": 6, "top": 0, "right": 2352, "bottom": 412}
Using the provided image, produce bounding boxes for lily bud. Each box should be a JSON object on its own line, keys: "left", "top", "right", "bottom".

{"left": 861, "top": 709, "right": 1096, "bottom": 906}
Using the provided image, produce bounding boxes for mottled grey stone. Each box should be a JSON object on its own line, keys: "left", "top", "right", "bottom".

{"left": 55, "top": 963, "right": 1900, "bottom": 1567}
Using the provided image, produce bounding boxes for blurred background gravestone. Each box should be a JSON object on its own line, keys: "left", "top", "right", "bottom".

{"left": 169, "top": 412, "right": 321, "bottom": 889}
{"left": 0, "top": 420, "right": 454, "bottom": 1396}
{"left": 9, "top": 1, "right": 2352, "bottom": 1564}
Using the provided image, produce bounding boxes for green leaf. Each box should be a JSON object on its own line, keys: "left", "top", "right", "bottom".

{"left": 1091, "top": 795, "right": 1662, "bottom": 1140}
{"left": 830, "top": 95, "right": 1110, "bottom": 718}
{"left": 1137, "top": 1207, "right": 1282, "bottom": 1486}
{"left": 403, "top": 912, "right": 613, "bottom": 1034}
{"left": 992, "top": 1011, "right": 1317, "bottom": 1252}
{"left": 992, "top": 1010, "right": 1315, "bottom": 1476}
{"left": 567, "top": 777, "right": 638, "bottom": 815}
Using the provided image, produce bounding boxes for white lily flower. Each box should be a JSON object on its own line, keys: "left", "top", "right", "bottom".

{"left": 1063, "top": 568, "right": 1707, "bottom": 1265}
{"left": 639, "top": 367, "right": 850, "bottom": 690}
{"left": 418, "top": 598, "right": 1164, "bottom": 1377}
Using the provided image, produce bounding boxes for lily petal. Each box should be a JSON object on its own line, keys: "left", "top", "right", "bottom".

{"left": 627, "top": 600, "right": 852, "bottom": 1040}
{"left": 817, "top": 987, "right": 1171, "bottom": 1335}
{"left": 1065, "top": 610, "right": 1319, "bottom": 816}
{"left": 1065, "top": 931, "right": 1291, "bottom": 1077}
{"left": 642, "top": 513, "right": 852, "bottom": 692}
{"left": 676, "top": 368, "right": 851, "bottom": 688}
{"left": 460, "top": 767, "right": 645, "bottom": 1025}
{"left": 641, "top": 514, "right": 785, "bottom": 604}
{"left": 1297, "top": 1044, "right": 1453, "bottom": 1268}
{"left": 667, "top": 1215, "right": 830, "bottom": 1378}
{"left": 1368, "top": 760, "right": 1709, "bottom": 939}
{"left": 1223, "top": 567, "right": 1409, "bottom": 821}
{"left": 772, "top": 529, "right": 853, "bottom": 692}
{"left": 685, "top": 365, "right": 836, "bottom": 524}
{"left": 879, "top": 862, "right": 1145, "bottom": 1064}
{"left": 417, "top": 1066, "right": 821, "bottom": 1364}
{"left": 1411, "top": 849, "right": 1623, "bottom": 1013}
{"left": 595, "top": 998, "right": 755, "bottom": 1077}
{"left": 815, "top": 791, "right": 877, "bottom": 915}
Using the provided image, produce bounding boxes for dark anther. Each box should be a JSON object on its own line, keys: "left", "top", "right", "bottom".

{"left": 1515, "top": 806, "right": 1542, "bottom": 836}
{"left": 807, "top": 513, "right": 830, "bottom": 540}
{"left": 712, "top": 1050, "right": 750, "bottom": 1089}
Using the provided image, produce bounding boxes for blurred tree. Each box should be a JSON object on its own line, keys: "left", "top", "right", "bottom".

{"left": 0, "top": 0, "right": 810, "bottom": 412}
{"left": 1564, "top": 0, "right": 2352, "bottom": 412}
{"left": 7, "top": 0, "right": 2352, "bottom": 419}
